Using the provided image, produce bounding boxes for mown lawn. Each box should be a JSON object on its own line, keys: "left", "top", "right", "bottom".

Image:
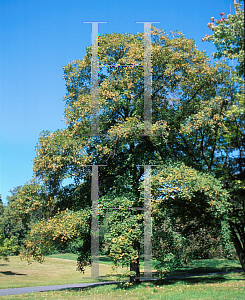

{"left": 1, "top": 272, "right": 244, "bottom": 299}
{"left": 0, "top": 255, "right": 244, "bottom": 299}
{"left": 0, "top": 255, "right": 117, "bottom": 289}
{"left": 47, "top": 253, "right": 242, "bottom": 273}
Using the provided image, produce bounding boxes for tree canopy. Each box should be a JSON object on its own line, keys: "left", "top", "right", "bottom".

{"left": 12, "top": 25, "right": 240, "bottom": 282}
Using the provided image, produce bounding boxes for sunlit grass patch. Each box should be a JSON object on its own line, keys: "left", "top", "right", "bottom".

{"left": 0, "top": 256, "right": 113, "bottom": 289}
{"left": 1, "top": 272, "right": 244, "bottom": 299}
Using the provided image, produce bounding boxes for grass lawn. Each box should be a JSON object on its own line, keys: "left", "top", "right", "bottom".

{"left": 0, "top": 255, "right": 244, "bottom": 299}
{"left": 1, "top": 272, "right": 244, "bottom": 299}
{"left": 0, "top": 255, "right": 123, "bottom": 289}
{"left": 48, "top": 253, "right": 115, "bottom": 265}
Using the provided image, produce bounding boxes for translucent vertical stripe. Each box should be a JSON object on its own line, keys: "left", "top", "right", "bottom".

{"left": 83, "top": 21, "right": 107, "bottom": 279}
{"left": 136, "top": 22, "right": 159, "bottom": 136}
{"left": 83, "top": 22, "right": 107, "bottom": 135}
{"left": 91, "top": 165, "right": 99, "bottom": 278}
{"left": 143, "top": 23, "right": 152, "bottom": 135}
{"left": 144, "top": 165, "right": 152, "bottom": 278}
{"left": 91, "top": 23, "right": 99, "bottom": 135}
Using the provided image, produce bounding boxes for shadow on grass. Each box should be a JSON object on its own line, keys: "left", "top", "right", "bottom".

{"left": 154, "top": 275, "right": 238, "bottom": 286}
{"left": 171, "top": 265, "right": 242, "bottom": 276}
{"left": 0, "top": 271, "right": 27, "bottom": 276}
{"left": 56, "top": 281, "right": 119, "bottom": 293}
{"left": 99, "top": 256, "right": 113, "bottom": 263}
{"left": 52, "top": 272, "right": 245, "bottom": 295}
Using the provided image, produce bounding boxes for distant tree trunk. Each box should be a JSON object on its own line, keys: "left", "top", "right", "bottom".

{"left": 229, "top": 223, "right": 245, "bottom": 271}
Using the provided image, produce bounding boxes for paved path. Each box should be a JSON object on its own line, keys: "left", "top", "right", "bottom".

{"left": 0, "top": 269, "right": 243, "bottom": 296}
{"left": 0, "top": 281, "right": 117, "bottom": 296}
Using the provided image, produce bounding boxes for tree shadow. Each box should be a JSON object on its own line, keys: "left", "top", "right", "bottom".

{"left": 0, "top": 271, "right": 27, "bottom": 276}
{"left": 47, "top": 272, "right": 245, "bottom": 295}
{"left": 152, "top": 273, "right": 245, "bottom": 286}
{"left": 63, "top": 271, "right": 245, "bottom": 293}
{"left": 99, "top": 256, "right": 113, "bottom": 263}
{"left": 171, "top": 265, "right": 242, "bottom": 276}
{"left": 57, "top": 281, "right": 118, "bottom": 293}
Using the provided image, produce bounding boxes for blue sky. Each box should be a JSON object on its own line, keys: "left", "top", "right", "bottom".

{"left": 0, "top": 0, "right": 237, "bottom": 204}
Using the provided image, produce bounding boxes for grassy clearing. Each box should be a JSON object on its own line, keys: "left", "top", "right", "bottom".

{"left": 0, "top": 255, "right": 243, "bottom": 299}
{"left": 1, "top": 272, "right": 244, "bottom": 299}
{"left": 0, "top": 255, "right": 124, "bottom": 289}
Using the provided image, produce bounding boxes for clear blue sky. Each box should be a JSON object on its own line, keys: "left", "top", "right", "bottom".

{"left": 0, "top": 0, "right": 237, "bottom": 205}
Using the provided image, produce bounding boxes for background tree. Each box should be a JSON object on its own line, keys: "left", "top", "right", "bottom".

{"left": 202, "top": 0, "right": 244, "bottom": 78}
{"left": 0, "top": 194, "right": 19, "bottom": 261}
{"left": 0, "top": 185, "right": 46, "bottom": 255}
{"left": 0, "top": 195, "right": 3, "bottom": 216}
{"left": 0, "top": 228, "right": 19, "bottom": 261}
{"left": 201, "top": 0, "right": 245, "bottom": 270}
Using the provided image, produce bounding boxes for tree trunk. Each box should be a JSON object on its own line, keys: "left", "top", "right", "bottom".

{"left": 130, "top": 259, "right": 140, "bottom": 284}
{"left": 129, "top": 240, "right": 140, "bottom": 284}
{"left": 229, "top": 223, "right": 245, "bottom": 271}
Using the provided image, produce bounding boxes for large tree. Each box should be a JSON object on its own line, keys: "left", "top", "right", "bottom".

{"left": 17, "top": 26, "right": 240, "bottom": 281}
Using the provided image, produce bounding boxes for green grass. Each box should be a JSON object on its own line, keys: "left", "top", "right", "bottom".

{"left": 169, "top": 258, "right": 242, "bottom": 276}
{"left": 1, "top": 272, "right": 244, "bottom": 299}
{"left": 47, "top": 253, "right": 78, "bottom": 261}
{"left": 46, "top": 253, "right": 242, "bottom": 278}
{"left": 0, "top": 255, "right": 118, "bottom": 289}
{"left": 47, "top": 253, "right": 115, "bottom": 265}
{"left": 0, "top": 255, "right": 244, "bottom": 299}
